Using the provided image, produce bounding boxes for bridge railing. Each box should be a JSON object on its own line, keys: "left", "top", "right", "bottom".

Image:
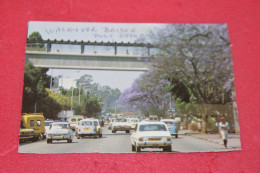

{"left": 26, "top": 39, "right": 158, "bottom": 56}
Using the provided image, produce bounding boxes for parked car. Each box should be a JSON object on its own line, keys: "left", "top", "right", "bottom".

{"left": 68, "top": 115, "right": 84, "bottom": 130}
{"left": 75, "top": 119, "right": 102, "bottom": 138}
{"left": 44, "top": 120, "right": 54, "bottom": 138}
{"left": 127, "top": 118, "right": 139, "bottom": 130}
{"left": 161, "top": 119, "right": 178, "bottom": 138}
{"left": 46, "top": 122, "right": 73, "bottom": 144}
{"left": 130, "top": 121, "right": 172, "bottom": 152}
{"left": 111, "top": 118, "right": 132, "bottom": 133}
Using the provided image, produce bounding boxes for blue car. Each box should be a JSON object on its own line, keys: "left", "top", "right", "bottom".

{"left": 161, "top": 119, "right": 178, "bottom": 138}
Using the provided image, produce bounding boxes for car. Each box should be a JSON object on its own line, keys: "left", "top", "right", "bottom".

{"left": 149, "top": 115, "right": 159, "bottom": 121}
{"left": 75, "top": 119, "right": 102, "bottom": 138}
{"left": 127, "top": 118, "right": 139, "bottom": 130}
{"left": 130, "top": 121, "right": 172, "bottom": 152}
{"left": 161, "top": 119, "right": 178, "bottom": 138}
{"left": 68, "top": 115, "right": 84, "bottom": 131}
{"left": 44, "top": 120, "right": 54, "bottom": 138}
{"left": 111, "top": 118, "right": 132, "bottom": 133}
{"left": 108, "top": 118, "right": 116, "bottom": 130}
{"left": 46, "top": 122, "right": 73, "bottom": 144}
{"left": 19, "top": 128, "right": 34, "bottom": 143}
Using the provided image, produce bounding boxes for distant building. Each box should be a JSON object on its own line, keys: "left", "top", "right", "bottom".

{"left": 58, "top": 110, "right": 75, "bottom": 122}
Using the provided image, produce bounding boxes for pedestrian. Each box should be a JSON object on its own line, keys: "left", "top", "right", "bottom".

{"left": 219, "top": 116, "right": 229, "bottom": 148}
{"left": 175, "top": 116, "right": 181, "bottom": 131}
{"left": 197, "top": 120, "right": 202, "bottom": 132}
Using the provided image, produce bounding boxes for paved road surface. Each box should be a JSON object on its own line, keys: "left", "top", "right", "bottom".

{"left": 19, "top": 127, "right": 239, "bottom": 153}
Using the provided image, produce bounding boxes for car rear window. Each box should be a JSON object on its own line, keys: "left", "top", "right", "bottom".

{"left": 163, "top": 121, "right": 174, "bottom": 125}
{"left": 115, "top": 119, "right": 126, "bottom": 122}
{"left": 82, "top": 121, "right": 92, "bottom": 126}
{"left": 52, "top": 124, "right": 69, "bottom": 129}
{"left": 70, "top": 118, "right": 76, "bottom": 122}
{"left": 139, "top": 124, "right": 167, "bottom": 131}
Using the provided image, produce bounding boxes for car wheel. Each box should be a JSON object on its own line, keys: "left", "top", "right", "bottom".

{"left": 32, "top": 137, "right": 38, "bottom": 142}
{"left": 112, "top": 130, "right": 115, "bottom": 133}
{"left": 163, "top": 146, "right": 172, "bottom": 152}
{"left": 69, "top": 139, "right": 72, "bottom": 143}
{"left": 126, "top": 130, "right": 130, "bottom": 133}
{"left": 132, "top": 145, "right": 136, "bottom": 151}
{"left": 175, "top": 134, "right": 178, "bottom": 138}
{"left": 50, "top": 139, "right": 52, "bottom": 143}
{"left": 99, "top": 134, "right": 102, "bottom": 138}
{"left": 136, "top": 145, "right": 141, "bottom": 153}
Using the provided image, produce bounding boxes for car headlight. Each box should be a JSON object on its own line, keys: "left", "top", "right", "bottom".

{"left": 139, "top": 137, "right": 143, "bottom": 141}
{"left": 162, "top": 137, "right": 167, "bottom": 141}
{"left": 143, "top": 137, "right": 148, "bottom": 141}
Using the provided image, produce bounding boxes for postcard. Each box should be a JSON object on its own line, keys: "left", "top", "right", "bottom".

{"left": 19, "top": 22, "right": 241, "bottom": 153}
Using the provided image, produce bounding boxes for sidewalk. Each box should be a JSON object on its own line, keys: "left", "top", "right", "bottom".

{"left": 179, "top": 129, "right": 242, "bottom": 149}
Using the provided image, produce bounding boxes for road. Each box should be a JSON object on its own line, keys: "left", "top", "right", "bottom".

{"left": 19, "top": 126, "right": 239, "bottom": 153}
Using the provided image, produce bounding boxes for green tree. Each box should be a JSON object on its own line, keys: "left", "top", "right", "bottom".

{"left": 81, "top": 92, "right": 102, "bottom": 118}
{"left": 37, "top": 89, "right": 71, "bottom": 119}
{"left": 28, "top": 32, "right": 43, "bottom": 41}
{"left": 22, "top": 62, "right": 50, "bottom": 113}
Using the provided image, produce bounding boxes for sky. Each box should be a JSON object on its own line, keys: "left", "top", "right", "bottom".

{"left": 28, "top": 22, "right": 166, "bottom": 91}
{"left": 47, "top": 69, "right": 143, "bottom": 91}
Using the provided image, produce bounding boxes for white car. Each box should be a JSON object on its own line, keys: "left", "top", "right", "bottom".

{"left": 130, "top": 121, "right": 172, "bottom": 152}
{"left": 111, "top": 118, "right": 132, "bottom": 133}
{"left": 46, "top": 122, "right": 73, "bottom": 144}
{"left": 44, "top": 120, "right": 54, "bottom": 138}
{"left": 68, "top": 115, "right": 84, "bottom": 131}
{"left": 127, "top": 118, "right": 139, "bottom": 130}
{"left": 108, "top": 118, "right": 116, "bottom": 130}
{"left": 75, "top": 119, "right": 102, "bottom": 138}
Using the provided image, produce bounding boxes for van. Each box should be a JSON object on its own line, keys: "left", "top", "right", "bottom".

{"left": 21, "top": 113, "right": 45, "bottom": 141}
{"left": 68, "top": 115, "right": 84, "bottom": 130}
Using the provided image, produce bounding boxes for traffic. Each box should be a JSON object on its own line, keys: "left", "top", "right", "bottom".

{"left": 19, "top": 114, "right": 181, "bottom": 153}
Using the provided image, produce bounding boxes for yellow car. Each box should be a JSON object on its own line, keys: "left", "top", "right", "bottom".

{"left": 19, "top": 128, "right": 34, "bottom": 143}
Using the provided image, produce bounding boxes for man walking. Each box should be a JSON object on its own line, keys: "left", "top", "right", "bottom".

{"left": 219, "top": 117, "right": 229, "bottom": 148}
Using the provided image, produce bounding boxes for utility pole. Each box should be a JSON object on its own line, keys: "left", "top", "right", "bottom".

{"left": 50, "top": 69, "right": 53, "bottom": 89}
{"left": 71, "top": 87, "right": 74, "bottom": 111}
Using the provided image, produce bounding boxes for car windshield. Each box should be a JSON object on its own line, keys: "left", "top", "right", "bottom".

{"left": 139, "top": 124, "right": 167, "bottom": 131}
{"left": 115, "top": 119, "right": 126, "bottom": 122}
{"left": 162, "top": 121, "right": 174, "bottom": 125}
{"left": 45, "top": 122, "right": 53, "bottom": 126}
{"left": 52, "top": 124, "right": 69, "bottom": 129}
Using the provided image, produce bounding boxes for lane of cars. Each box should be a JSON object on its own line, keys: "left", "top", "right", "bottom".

{"left": 20, "top": 114, "right": 180, "bottom": 153}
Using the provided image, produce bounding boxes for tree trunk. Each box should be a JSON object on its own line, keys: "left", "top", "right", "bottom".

{"left": 201, "top": 117, "right": 207, "bottom": 134}
{"left": 183, "top": 114, "right": 188, "bottom": 129}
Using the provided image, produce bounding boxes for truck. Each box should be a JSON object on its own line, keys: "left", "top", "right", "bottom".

{"left": 20, "top": 113, "right": 45, "bottom": 141}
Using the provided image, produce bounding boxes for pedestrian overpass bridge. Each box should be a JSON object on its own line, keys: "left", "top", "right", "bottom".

{"left": 25, "top": 40, "right": 157, "bottom": 71}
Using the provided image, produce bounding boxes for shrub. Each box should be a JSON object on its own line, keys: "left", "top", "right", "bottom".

{"left": 188, "top": 122, "right": 198, "bottom": 131}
